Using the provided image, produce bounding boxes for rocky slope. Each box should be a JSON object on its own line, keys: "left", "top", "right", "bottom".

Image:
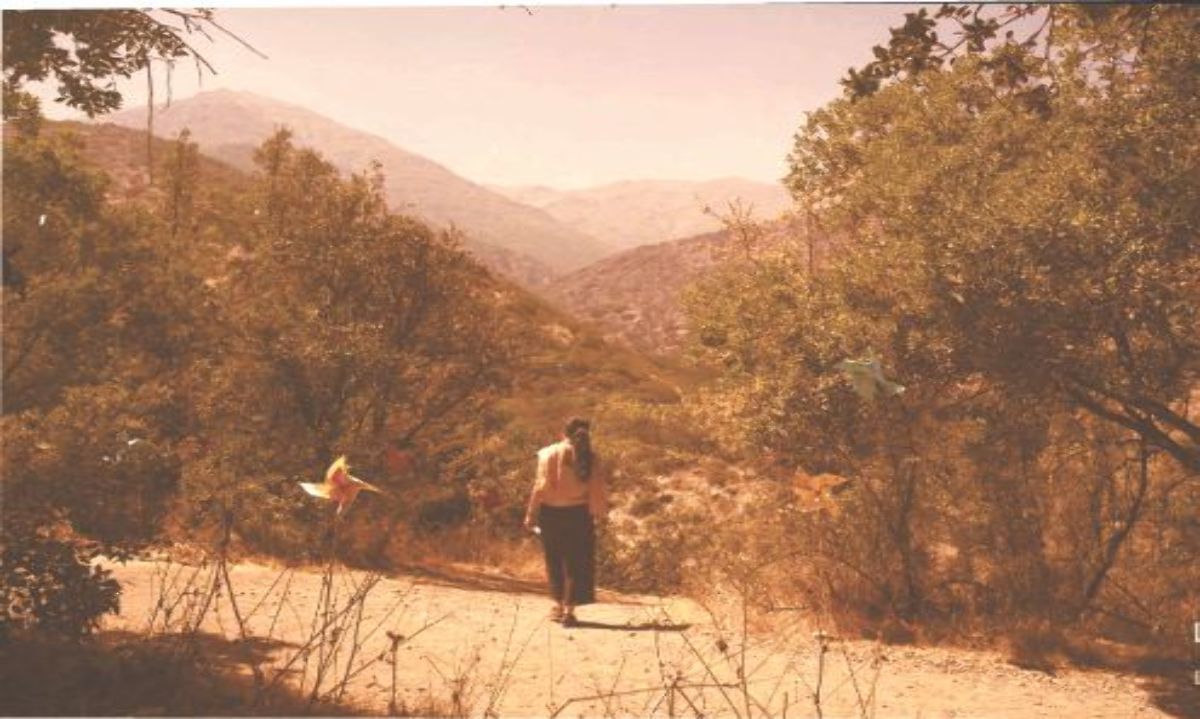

{"left": 545, "top": 230, "right": 730, "bottom": 354}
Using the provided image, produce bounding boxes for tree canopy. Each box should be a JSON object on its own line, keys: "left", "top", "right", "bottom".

{"left": 3, "top": 9, "right": 245, "bottom": 118}
{"left": 785, "top": 3, "right": 1199, "bottom": 470}
{"left": 687, "top": 3, "right": 1198, "bottom": 629}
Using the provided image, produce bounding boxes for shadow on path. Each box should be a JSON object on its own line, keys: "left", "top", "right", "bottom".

{"left": 568, "top": 619, "right": 692, "bottom": 633}
{"left": 1011, "top": 634, "right": 1198, "bottom": 718}
{"left": 1075, "top": 654, "right": 1197, "bottom": 719}
{"left": 0, "top": 630, "right": 358, "bottom": 716}
{"left": 398, "top": 562, "right": 647, "bottom": 605}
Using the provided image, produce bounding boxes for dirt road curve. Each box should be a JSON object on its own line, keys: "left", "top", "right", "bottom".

{"left": 103, "top": 559, "right": 1178, "bottom": 717}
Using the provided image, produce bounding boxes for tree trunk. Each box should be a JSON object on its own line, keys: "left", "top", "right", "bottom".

{"left": 1077, "top": 441, "right": 1151, "bottom": 618}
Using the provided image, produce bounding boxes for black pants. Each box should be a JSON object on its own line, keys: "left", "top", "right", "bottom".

{"left": 538, "top": 504, "right": 596, "bottom": 606}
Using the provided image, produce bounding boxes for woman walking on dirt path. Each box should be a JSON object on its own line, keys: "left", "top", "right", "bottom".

{"left": 524, "top": 417, "right": 608, "bottom": 627}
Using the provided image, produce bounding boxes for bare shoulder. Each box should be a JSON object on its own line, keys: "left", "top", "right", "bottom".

{"left": 537, "top": 441, "right": 571, "bottom": 464}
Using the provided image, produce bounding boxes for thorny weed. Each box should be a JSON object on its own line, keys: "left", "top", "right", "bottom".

{"left": 138, "top": 514, "right": 884, "bottom": 718}
{"left": 139, "top": 514, "right": 436, "bottom": 712}
{"left": 547, "top": 575, "right": 883, "bottom": 718}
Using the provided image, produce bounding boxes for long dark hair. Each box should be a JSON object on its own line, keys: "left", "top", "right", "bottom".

{"left": 564, "top": 417, "right": 593, "bottom": 481}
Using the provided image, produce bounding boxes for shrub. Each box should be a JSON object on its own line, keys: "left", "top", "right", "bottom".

{"left": 0, "top": 532, "right": 120, "bottom": 639}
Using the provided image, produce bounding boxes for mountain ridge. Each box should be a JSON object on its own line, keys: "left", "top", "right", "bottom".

{"left": 491, "top": 176, "right": 792, "bottom": 253}
{"left": 546, "top": 216, "right": 825, "bottom": 355}
{"left": 107, "top": 89, "right": 611, "bottom": 284}
{"left": 545, "top": 229, "right": 730, "bottom": 354}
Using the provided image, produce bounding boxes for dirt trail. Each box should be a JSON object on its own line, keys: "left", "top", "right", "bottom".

{"left": 104, "top": 559, "right": 1175, "bottom": 717}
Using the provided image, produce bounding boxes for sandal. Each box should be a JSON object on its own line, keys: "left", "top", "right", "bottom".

{"left": 561, "top": 612, "right": 578, "bottom": 628}
{"left": 549, "top": 606, "right": 564, "bottom": 623}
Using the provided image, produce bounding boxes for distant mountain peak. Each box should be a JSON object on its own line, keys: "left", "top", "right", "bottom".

{"left": 179, "top": 87, "right": 304, "bottom": 106}
{"left": 491, "top": 177, "right": 791, "bottom": 253}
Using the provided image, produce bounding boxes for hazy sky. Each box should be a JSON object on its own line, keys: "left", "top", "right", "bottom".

{"left": 42, "top": 5, "right": 915, "bottom": 189}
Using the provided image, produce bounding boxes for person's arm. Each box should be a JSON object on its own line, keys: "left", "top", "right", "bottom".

{"left": 524, "top": 484, "right": 543, "bottom": 531}
{"left": 525, "top": 447, "right": 553, "bottom": 530}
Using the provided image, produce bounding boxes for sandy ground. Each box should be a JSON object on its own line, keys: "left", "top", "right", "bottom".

{"left": 102, "top": 558, "right": 1180, "bottom": 718}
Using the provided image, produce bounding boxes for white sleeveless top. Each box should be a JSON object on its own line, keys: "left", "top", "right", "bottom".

{"left": 533, "top": 440, "right": 608, "bottom": 515}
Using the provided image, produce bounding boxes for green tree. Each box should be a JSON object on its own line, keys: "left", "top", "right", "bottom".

{"left": 788, "top": 3, "right": 1199, "bottom": 470}
{"left": 178, "top": 130, "right": 516, "bottom": 556}
{"left": 3, "top": 9, "right": 237, "bottom": 117}
{"left": 2, "top": 8, "right": 243, "bottom": 638}
{"left": 163, "top": 129, "right": 200, "bottom": 239}
{"left": 1, "top": 128, "right": 215, "bottom": 637}
{"left": 688, "top": 4, "right": 1198, "bottom": 629}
